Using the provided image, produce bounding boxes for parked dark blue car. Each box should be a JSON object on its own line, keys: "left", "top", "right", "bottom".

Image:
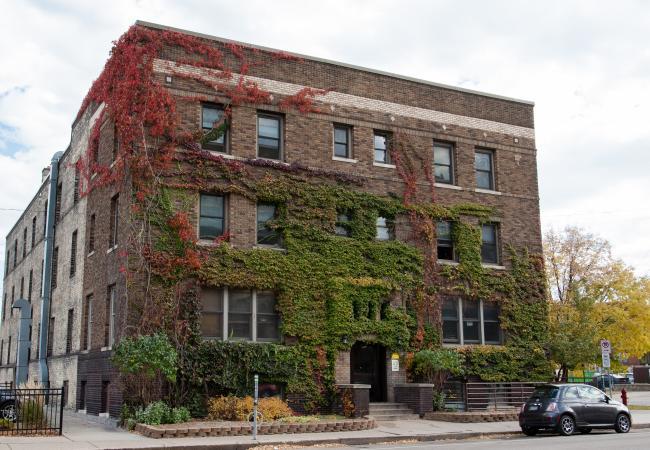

{"left": 519, "top": 383, "right": 631, "bottom": 436}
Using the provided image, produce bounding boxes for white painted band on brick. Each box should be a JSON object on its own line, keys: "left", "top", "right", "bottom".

{"left": 153, "top": 59, "right": 536, "bottom": 140}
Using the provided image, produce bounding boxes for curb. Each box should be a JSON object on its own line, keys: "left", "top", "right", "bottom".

{"left": 85, "top": 422, "right": 650, "bottom": 450}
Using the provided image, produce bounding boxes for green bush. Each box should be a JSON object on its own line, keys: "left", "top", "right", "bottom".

{"left": 0, "top": 418, "right": 14, "bottom": 430}
{"left": 112, "top": 333, "right": 178, "bottom": 383}
{"left": 135, "top": 401, "right": 191, "bottom": 425}
{"left": 410, "top": 349, "right": 464, "bottom": 386}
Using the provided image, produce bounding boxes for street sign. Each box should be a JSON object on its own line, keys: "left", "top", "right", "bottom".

{"left": 602, "top": 352, "right": 611, "bottom": 368}
{"left": 600, "top": 339, "right": 611, "bottom": 353}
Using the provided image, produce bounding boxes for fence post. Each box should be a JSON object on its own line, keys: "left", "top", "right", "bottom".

{"left": 59, "top": 387, "right": 64, "bottom": 435}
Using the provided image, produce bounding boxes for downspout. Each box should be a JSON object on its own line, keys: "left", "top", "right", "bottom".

{"left": 38, "top": 151, "right": 63, "bottom": 386}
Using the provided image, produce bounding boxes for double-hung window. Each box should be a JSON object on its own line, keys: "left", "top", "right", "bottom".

{"left": 374, "top": 132, "right": 391, "bottom": 164}
{"left": 257, "top": 114, "right": 282, "bottom": 160}
{"left": 433, "top": 142, "right": 454, "bottom": 184}
{"left": 257, "top": 203, "right": 281, "bottom": 246}
{"left": 442, "top": 298, "right": 502, "bottom": 345}
{"left": 200, "top": 288, "right": 280, "bottom": 342}
{"left": 376, "top": 217, "right": 394, "bottom": 241}
{"left": 199, "top": 194, "right": 226, "bottom": 240}
{"left": 475, "top": 149, "right": 495, "bottom": 190}
{"left": 202, "top": 104, "right": 227, "bottom": 152}
{"left": 334, "top": 125, "right": 351, "bottom": 158}
{"left": 436, "top": 221, "right": 454, "bottom": 260}
{"left": 481, "top": 223, "right": 499, "bottom": 264}
{"left": 335, "top": 211, "right": 352, "bottom": 237}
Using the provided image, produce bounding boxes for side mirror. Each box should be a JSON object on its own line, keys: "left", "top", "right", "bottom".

{"left": 603, "top": 395, "right": 610, "bottom": 403}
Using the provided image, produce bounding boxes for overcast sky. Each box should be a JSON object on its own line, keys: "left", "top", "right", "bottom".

{"left": 1, "top": 0, "right": 649, "bottom": 284}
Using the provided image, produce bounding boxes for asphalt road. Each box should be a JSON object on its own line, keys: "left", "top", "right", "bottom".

{"left": 317, "top": 429, "right": 650, "bottom": 450}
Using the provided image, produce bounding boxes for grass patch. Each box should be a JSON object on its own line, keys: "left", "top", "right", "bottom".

{"left": 628, "top": 405, "right": 650, "bottom": 410}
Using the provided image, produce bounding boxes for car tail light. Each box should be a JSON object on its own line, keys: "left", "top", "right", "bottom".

{"left": 546, "top": 402, "right": 557, "bottom": 412}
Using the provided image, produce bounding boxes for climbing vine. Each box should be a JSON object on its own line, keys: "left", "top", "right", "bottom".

{"left": 78, "top": 24, "right": 551, "bottom": 413}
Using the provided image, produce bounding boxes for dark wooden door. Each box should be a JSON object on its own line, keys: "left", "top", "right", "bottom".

{"left": 350, "top": 342, "right": 386, "bottom": 402}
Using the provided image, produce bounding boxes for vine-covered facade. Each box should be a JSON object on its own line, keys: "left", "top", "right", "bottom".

{"left": 0, "top": 21, "right": 550, "bottom": 417}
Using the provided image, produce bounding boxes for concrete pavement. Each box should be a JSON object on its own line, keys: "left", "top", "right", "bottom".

{"left": 0, "top": 410, "right": 648, "bottom": 449}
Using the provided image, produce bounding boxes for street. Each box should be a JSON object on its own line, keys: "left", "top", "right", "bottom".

{"left": 315, "top": 429, "right": 650, "bottom": 450}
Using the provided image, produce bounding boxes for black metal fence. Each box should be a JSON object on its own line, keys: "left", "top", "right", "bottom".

{"left": 444, "top": 382, "right": 541, "bottom": 411}
{"left": 0, "top": 387, "right": 64, "bottom": 435}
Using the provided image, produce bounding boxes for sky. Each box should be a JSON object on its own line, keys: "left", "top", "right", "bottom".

{"left": 0, "top": 0, "right": 649, "bottom": 282}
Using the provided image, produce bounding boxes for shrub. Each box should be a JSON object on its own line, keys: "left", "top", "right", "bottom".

{"left": 135, "top": 401, "right": 191, "bottom": 425}
{"left": 20, "top": 399, "right": 46, "bottom": 427}
{"left": 410, "top": 349, "right": 464, "bottom": 387}
{"left": 207, "top": 395, "right": 293, "bottom": 421}
{"left": 0, "top": 418, "right": 14, "bottom": 430}
{"left": 258, "top": 397, "right": 293, "bottom": 420}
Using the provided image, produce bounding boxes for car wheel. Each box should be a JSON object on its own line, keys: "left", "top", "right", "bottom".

{"left": 614, "top": 413, "right": 631, "bottom": 433}
{"left": 579, "top": 427, "right": 592, "bottom": 434}
{"left": 0, "top": 401, "right": 16, "bottom": 422}
{"left": 521, "top": 426, "right": 538, "bottom": 436}
{"left": 558, "top": 414, "right": 575, "bottom": 436}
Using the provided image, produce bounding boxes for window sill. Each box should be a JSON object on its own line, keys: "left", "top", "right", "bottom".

{"left": 98, "top": 412, "right": 110, "bottom": 418}
{"left": 198, "top": 239, "right": 228, "bottom": 247}
{"left": 255, "top": 157, "right": 288, "bottom": 165}
{"left": 207, "top": 150, "right": 234, "bottom": 158}
{"left": 87, "top": 251, "right": 95, "bottom": 257}
{"left": 482, "top": 263, "right": 506, "bottom": 270}
{"left": 253, "top": 245, "right": 286, "bottom": 252}
{"left": 80, "top": 349, "right": 89, "bottom": 354}
{"left": 332, "top": 156, "right": 358, "bottom": 163}
{"left": 438, "top": 260, "right": 459, "bottom": 266}
{"left": 474, "top": 188, "right": 502, "bottom": 196}
{"left": 77, "top": 409, "right": 87, "bottom": 414}
{"left": 442, "top": 342, "right": 505, "bottom": 348}
{"left": 106, "top": 245, "right": 118, "bottom": 254}
{"left": 373, "top": 162, "right": 396, "bottom": 169}
{"left": 100, "top": 346, "right": 112, "bottom": 352}
{"left": 435, "top": 183, "right": 463, "bottom": 191}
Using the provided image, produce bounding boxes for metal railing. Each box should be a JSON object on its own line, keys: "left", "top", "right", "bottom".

{"left": 444, "top": 382, "right": 541, "bottom": 411}
{"left": 0, "top": 387, "right": 64, "bottom": 435}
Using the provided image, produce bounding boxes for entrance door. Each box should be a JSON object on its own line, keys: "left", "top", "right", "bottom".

{"left": 350, "top": 342, "right": 387, "bottom": 402}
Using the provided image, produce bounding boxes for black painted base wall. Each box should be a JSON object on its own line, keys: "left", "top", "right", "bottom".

{"left": 77, "top": 350, "right": 122, "bottom": 418}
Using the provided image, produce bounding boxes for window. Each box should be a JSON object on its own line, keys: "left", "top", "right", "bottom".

{"left": 55, "top": 183, "right": 62, "bottom": 224}
{"left": 101, "top": 381, "right": 110, "bottom": 414}
{"left": 374, "top": 132, "right": 391, "bottom": 164}
{"left": 70, "top": 230, "right": 78, "bottom": 277}
{"left": 79, "top": 380, "right": 87, "bottom": 410}
{"left": 28, "top": 270, "right": 33, "bottom": 302}
{"left": 109, "top": 194, "right": 119, "bottom": 248}
{"left": 0, "top": 340, "right": 3, "bottom": 365}
{"left": 74, "top": 166, "right": 80, "bottom": 204}
{"left": 200, "top": 288, "right": 280, "bottom": 342}
{"left": 7, "top": 337, "right": 11, "bottom": 364}
{"left": 442, "top": 298, "right": 502, "bottom": 345}
{"left": 36, "top": 324, "right": 40, "bottom": 359}
{"left": 105, "top": 285, "right": 115, "bottom": 347}
{"left": 257, "top": 114, "right": 282, "bottom": 160}
{"left": 52, "top": 247, "right": 59, "bottom": 289}
{"left": 88, "top": 214, "right": 96, "bottom": 253}
{"left": 5, "top": 251, "right": 9, "bottom": 276}
{"left": 66, "top": 309, "right": 74, "bottom": 354}
{"left": 13, "top": 240, "right": 17, "bottom": 267}
{"left": 43, "top": 200, "right": 48, "bottom": 234}
{"left": 62, "top": 380, "right": 69, "bottom": 407}
{"left": 481, "top": 223, "right": 499, "bottom": 264}
{"left": 112, "top": 124, "right": 119, "bottom": 161}
{"left": 47, "top": 317, "right": 54, "bottom": 357}
{"left": 376, "top": 217, "right": 394, "bottom": 241}
{"left": 83, "top": 294, "right": 92, "bottom": 350}
{"left": 335, "top": 211, "right": 352, "bottom": 237}
{"left": 20, "top": 277, "right": 24, "bottom": 299}
{"left": 1, "top": 294, "right": 5, "bottom": 322}
{"left": 564, "top": 386, "right": 579, "bottom": 400}
{"left": 475, "top": 150, "right": 494, "bottom": 190}
{"left": 200, "top": 287, "right": 223, "bottom": 339}
{"left": 437, "top": 221, "right": 454, "bottom": 260}
{"left": 199, "top": 194, "right": 225, "bottom": 240}
{"left": 201, "top": 104, "right": 227, "bottom": 152}
{"left": 434, "top": 142, "right": 454, "bottom": 184}
{"left": 31, "top": 216, "right": 36, "bottom": 249}
{"left": 257, "top": 203, "right": 281, "bottom": 246}
{"left": 22, "top": 228, "right": 27, "bottom": 258}
{"left": 334, "top": 125, "right": 351, "bottom": 158}
{"left": 578, "top": 385, "right": 606, "bottom": 401}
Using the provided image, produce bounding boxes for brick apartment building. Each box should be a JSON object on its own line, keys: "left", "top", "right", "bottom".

{"left": 0, "top": 21, "right": 544, "bottom": 417}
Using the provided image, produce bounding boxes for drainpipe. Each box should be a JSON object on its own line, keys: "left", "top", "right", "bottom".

{"left": 38, "top": 151, "right": 63, "bottom": 387}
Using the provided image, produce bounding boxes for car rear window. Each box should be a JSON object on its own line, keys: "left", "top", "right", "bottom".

{"left": 529, "top": 386, "right": 559, "bottom": 400}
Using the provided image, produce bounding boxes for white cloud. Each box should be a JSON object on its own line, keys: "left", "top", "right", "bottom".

{"left": 0, "top": 0, "right": 649, "bottom": 286}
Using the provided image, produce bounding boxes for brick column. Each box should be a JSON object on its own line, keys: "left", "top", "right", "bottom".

{"left": 335, "top": 384, "right": 370, "bottom": 418}
{"left": 394, "top": 383, "right": 435, "bottom": 416}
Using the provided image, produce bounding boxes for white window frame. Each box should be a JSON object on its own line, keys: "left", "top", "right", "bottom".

{"left": 202, "top": 287, "right": 280, "bottom": 342}
{"left": 443, "top": 298, "right": 502, "bottom": 346}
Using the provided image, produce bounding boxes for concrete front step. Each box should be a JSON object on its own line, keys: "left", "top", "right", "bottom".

{"left": 368, "top": 402, "right": 419, "bottom": 421}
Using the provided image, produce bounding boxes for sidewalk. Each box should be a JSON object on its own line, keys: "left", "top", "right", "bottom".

{"left": 0, "top": 410, "right": 649, "bottom": 450}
